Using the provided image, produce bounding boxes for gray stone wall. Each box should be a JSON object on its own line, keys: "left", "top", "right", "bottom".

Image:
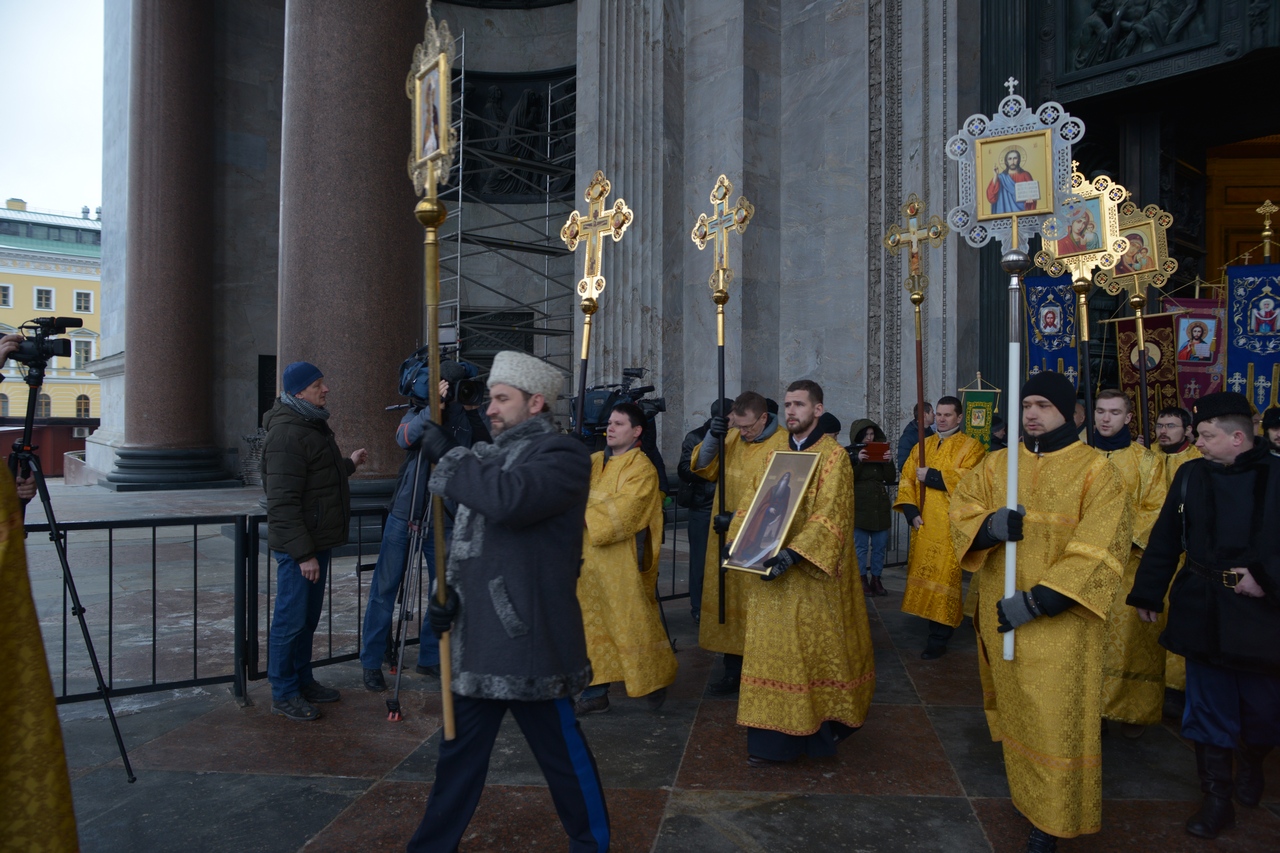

{"left": 439, "top": 1, "right": 577, "bottom": 73}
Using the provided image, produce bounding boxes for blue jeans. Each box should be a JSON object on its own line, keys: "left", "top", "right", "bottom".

{"left": 854, "top": 528, "right": 888, "bottom": 577}
{"left": 268, "top": 549, "right": 331, "bottom": 702}
{"left": 686, "top": 509, "right": 711, "bottom": 615}
{"left": 360, "top": 513, "right": 441, "bottom": 670}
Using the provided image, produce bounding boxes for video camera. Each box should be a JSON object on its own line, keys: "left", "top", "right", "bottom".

{"left": 572, "top": 367, "right": 666, "bottom": 435}
{"left": 397, "top": 345, "right": 485, "bottom": 409}
{"left": 8, "top": 316, "right": 82, "bottom": 368}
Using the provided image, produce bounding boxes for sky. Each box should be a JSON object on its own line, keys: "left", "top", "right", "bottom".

{"left": 0, "top": 0, "right": 104, "bottom": 216}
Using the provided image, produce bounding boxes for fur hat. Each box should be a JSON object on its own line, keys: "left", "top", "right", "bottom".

{"left": 282, "top": 361, "right": 323, "bottom": 396}
{"left": 487, "top": 350, "right": 562, "bottom": 403}
{"left": 1263, "top": 407, "right": 1280, "bottom": 432}
{"left": 1192, "top": 391, "right": 1253, "bottom": 428}
{"left": 1020, "top": 372, "right": 1076, "bottom": 423}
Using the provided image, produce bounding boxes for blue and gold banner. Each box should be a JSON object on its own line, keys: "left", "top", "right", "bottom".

{"left": 1226, "top": 263, "right": 1280, "bottom": 411}
{"left": 1024, "top": 273, "right": 1079, "bottom": 386}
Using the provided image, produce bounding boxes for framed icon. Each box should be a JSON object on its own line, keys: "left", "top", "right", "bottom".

{"left": 976, "top": 130, "right": 1054, "bottom": 221}
{"left": 723, "top": 451, "right": 820, "bottom": 575}
{"left": 413, "top": 52, "right": 449, "bottom": 167}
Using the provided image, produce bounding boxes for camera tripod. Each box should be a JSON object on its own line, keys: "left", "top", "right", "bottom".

{"left": 9, "top": 356, "right": 135, "bottom": 782}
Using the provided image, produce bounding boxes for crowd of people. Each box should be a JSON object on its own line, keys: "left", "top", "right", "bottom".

{"left": 252, "top": 352, "right": 1276, "bottom": 853}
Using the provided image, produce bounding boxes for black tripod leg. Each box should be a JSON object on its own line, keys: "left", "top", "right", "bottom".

{"left": 26, "top": 453, "right": 136, "bottom": 782}
{"left": 387, "top": 525, "right": 424, "bottom": 721}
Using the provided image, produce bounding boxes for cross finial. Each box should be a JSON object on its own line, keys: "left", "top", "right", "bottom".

{"left": 1004, "top": 77, "right": 1018, "bottom": 97}
{"left": 1258, "top": 199, "right": 1278, "bottom": 220}
{"left": 691, "top": 175, "right": 755, "bottom": 296}
{"left": 1071, "top": 159, "right": 1080, "bottom": 172}
{"left": 561, "top": 170, "right": 633, "bottom": 307}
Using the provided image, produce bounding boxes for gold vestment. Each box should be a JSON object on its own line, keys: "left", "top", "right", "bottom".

{"left": 951, "top": 441, "right": 1131, "bottom": 839}
{"left": 737, "top": 436, "right": 875, "bottom": 735}
{"left": 691, "top": 426, "right": 790, "bottom": 655}
{"left": 578, "top": 448, "right": 677, "bottom": 697}
{"left": 1099, "top": 443, "right": 1168, "bottom": 725}
{"left": 894, "top": 431, "right": 986, "bottom": 627}
{"left": 0, "top": 475, "right": 79, "bottom": 852}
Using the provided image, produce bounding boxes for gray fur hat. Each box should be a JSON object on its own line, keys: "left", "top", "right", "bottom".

{"left": 487, "top": 350, "right": 562, "bottom": 402}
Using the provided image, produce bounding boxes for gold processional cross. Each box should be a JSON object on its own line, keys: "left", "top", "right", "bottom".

{"left": 691, "top": 174, "right": 755, "bottom": 343}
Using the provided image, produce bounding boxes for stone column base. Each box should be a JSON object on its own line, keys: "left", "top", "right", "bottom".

{"left": 103, "top": 447, "right": 242, "bottom": 491}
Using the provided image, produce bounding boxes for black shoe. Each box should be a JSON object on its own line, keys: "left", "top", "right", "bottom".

{"left": 1025, "top": 827, "right": 1057, "bottom": 852}
{"left": 415, "top": 664, "right": 441, "bottom": 678}
{"left": 691, "top": 609, "right": 701, "bottom": 624}
{"left": 646, "top": 687, "right": 667, "bottom": 713}
{"left": 1186, "top": 795, "right": 1235, "bottom": 838}
{"left": 870, "top": 576, "right": 888, "bottom": 596}
{"left": 300, "top": 680, "right": 341, "bottom": 704}
{"left": 363, "top": 668, "right": 386, "bottom": 692}
{"left": 920, "top": 644, "right": 947, "bottom": 660}
{"left": 706, "top": 673, "right": 740, "bottom": 695}
{"left": 1187, "top": 742, "right": 1236, "bottom": 838}
{"left": 575, "top": 694, "right": 610, "bottom": 716}
{"left": 861, "top": 575, "right": 872, "bottom": 595}
{"left": 1120, "top": 723, "right": 1146, "bottom": 740}
{"left": 1235, "top": 743, "right": 1271, "bottom": 808}
{"left": 271, "top": 694, "right": 321, "bottom": 722}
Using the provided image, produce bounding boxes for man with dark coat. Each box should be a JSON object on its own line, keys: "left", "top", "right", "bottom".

{"left": 1129, "top": 391, "right": 1280, "bottom": 840}
{"left": 262, "top": 361, "right": 367, "bottom": 721}
{"left": 896, "top": 402, "right": 935, "bottom": 469}
{"left": 405, "top": 350, "right": 609, "bottom": 853}
{"left": 847, "top": 418, "right": 896, "bottom": 596}
{"left": 676, "top": 398, "right": 733, "bottom": 621}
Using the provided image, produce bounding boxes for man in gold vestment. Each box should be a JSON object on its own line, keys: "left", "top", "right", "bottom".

{"left": 1092, "top": 390, "right": 1167, "bottom": 735}
{"left": 737, "top": 380, "right": 875, "bottom": 765}
{"left": 894, "top": 395, "right": 986, "bottom": 659}
{"left": 1153, "top": 406, "right": 1200, "bottom": 697}
{"left": 952, "top": 372, "right": 1131, "bottom": 852}
{"left": 691, "top": 390, "right": 789, "bottom": 694}
{"left": 575, "top": 402, "right": 677, "bottom": 715}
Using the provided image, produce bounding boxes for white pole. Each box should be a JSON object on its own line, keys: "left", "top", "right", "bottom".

{"left": 1001, "top": 219, "right": 1031, "bottom": 661}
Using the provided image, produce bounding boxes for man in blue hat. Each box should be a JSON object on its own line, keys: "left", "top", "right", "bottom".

{"left": 1130, "top": 391, "right": 1280, "bottom": 839}
{"left": 262, "top": 361, "right": 367, "bottom": 721}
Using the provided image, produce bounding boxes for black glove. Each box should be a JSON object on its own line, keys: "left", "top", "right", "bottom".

{"left": 427, "top": 587, "right": 459, "bottom": 637}
{"left": 987, "top": 506, "right": 1025, "bottom": 542}
{"left": 761, "top": 548, "right": 799, "bottom": 581}
{"left": 996, "top": 591, "right": 1037, "bottom": 633}
{"left": 420, "top": 419, "right": 460, "bottom": 465}
{"left": 708, "top": 415, "right": 728, "bottom": 439}
{"left": 712, "top": 513, "right": 734, "bottom": 535}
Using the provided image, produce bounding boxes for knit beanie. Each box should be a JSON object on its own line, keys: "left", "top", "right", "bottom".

{"left": 1262, "top": 406, "right": 1280, "bottom": 432}
{"left": 1020, "top": 372, "right": 1076, "bottom": 423}
{"left": 487, "top": 350, "right": 562, "bottom": 403}
{"left": 282, "top": 361, "right": 323, "bottom": 396}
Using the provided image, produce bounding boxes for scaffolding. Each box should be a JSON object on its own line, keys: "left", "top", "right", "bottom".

{"left": 438, "top": 33, "right": 577, "bottom": 378}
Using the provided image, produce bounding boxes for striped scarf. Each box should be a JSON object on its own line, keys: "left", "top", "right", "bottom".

{"left": 280, "top": 392, "right": 330, "bottom": 422}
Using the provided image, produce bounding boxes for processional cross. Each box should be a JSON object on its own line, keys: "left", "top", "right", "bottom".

{"left": 561, "top": 169, "right": 633, "bottom": 432}
{"left": 883, "top": 193, "right": 948, "bottom": 509}
{"left": 690, "top": 173, "right": 754, "bottom": 622}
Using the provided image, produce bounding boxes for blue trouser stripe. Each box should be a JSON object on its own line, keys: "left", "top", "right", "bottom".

{"left": 554, "top": 697, "right": 610, "bottom": 850}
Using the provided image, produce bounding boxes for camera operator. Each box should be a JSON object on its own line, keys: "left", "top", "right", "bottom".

{"left": 360, "top": 360, "right": 490, "bottom": 692}
{"left": 0, "top": 334, "right": 38, "bottom": 501}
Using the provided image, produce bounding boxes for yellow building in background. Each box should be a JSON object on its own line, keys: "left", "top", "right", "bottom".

{"left": 0, "top": 199, "right": 101, "bottom": 422}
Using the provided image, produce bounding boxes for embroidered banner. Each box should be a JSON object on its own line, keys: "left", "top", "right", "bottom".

{"left": 1115, "top": 313, "right": 1178, "bottom": 438}
{"left": 1225, "top": 263, "right": 1280, "bottom": 411}
{"left": 1159, "top": 295, "right": 1226, "bottom": 410}
{"left": 961, "top": 389, "right": 999, "bottom": 450}
{"left": 1024, "top": 273, "right": 1079, "bottom": 387}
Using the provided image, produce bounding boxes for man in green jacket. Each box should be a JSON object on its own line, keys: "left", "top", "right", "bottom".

{"left": 263, "top": 361, "right": 367, "bottom": 721}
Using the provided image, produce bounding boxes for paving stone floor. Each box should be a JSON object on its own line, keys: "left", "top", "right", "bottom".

{"left": 38, "top": 482, "right": 1280, "bottom": 851}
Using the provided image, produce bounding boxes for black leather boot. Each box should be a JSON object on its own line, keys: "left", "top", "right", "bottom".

{"left": 1186, "top": 742, "right": 1236, "bottom": 838}
{"left": 1025, "top": 827, "right": 1057, "bottom": 852}
{"left": 1235, "top": 742, "right": 1272, "bottom": 808}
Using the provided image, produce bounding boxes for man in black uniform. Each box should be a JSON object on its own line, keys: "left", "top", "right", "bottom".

{"left": 1129, "top": 391, "right": 1280, "bottom": 839}
{"left": 405, "top": 350, "right": 609, "bottom": 853}
{"left": 676, "top": 398, "right": 732, "bottom": 622}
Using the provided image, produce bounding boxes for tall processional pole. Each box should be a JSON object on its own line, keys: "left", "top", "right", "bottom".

{"left": 1001, "top": 219, "right": 1032, "bottom": 661}
{"left": 691, "top": 175, "right": 754, "bottom": 624}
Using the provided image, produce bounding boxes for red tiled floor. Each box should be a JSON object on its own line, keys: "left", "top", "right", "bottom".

{"left": 900, "top": 648, "right": 985, "bottom": 707}
{"left": 675, "top": 698, "right": 961, "bottom": 797}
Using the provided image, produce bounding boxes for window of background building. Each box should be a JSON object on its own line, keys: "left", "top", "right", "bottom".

{"left": 75, "top": 395, "right": 90, "bottom": 418}
{"left": 0, "top": 394, "right": 8, "bottom": 417}
{"left": 0, "top": 222, "right": 18, "bottom": 236}
{"left": 0, "top": 284, "right": 10, "bottom": 307}
{"left": 73, "top": 340, "right": 93, "bottom": 369}
{"left": 36, "top": 394, "right": 50, "bottom": 418}
{"left": 35, "top": 287, "right": 53, "bottom": 311}
{"left": 74, "top": 291, "right": 93, "bottom": 313}
{"left": 30, "top": 225, "right": 47, "bottom": 239}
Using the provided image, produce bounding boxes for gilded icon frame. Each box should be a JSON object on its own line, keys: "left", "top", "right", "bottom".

{"left": 723, "top": 451, "right": 820, "bottom": 576}
{"left": 975, "top": 130, "right": 1055, "bottom": 222}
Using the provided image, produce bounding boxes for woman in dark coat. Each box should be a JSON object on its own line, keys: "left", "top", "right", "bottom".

{"left": 847, "top": 419, "right": 897, "bottom": 596}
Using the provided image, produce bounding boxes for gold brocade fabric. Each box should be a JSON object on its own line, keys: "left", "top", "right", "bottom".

{"left": 894, "top": 432, "right": 986, "bottom": 627}
{"left": 738, "top": 436, "right": 875, "bottom": 735}
{"left": 691, "top": 427, "right": 790, "bottom": 655}
{"left": 0, "top": 477, "right": 79, "bottom": 853}
{"left": 951, "top": 442, "right": 1131, "bottom": 839}
{"left": 1156, "top": 445, "right": 1199, "bottom": 691}
{"left": 1098, "top": 445, "right": 1168, "bottom": 725}
{"left": 578, "top": 448, "right": 677, "bottom": 697}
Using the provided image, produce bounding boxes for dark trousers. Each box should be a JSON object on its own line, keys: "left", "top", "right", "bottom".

{"left": 406, "top": 695, "right": 611, "bottom": 853}
{"left": 926, "top": 620, "right": 954, "bottom": 650}
{"left": 687, "top": 508, "right": 710, "bottom": 615}
{"left": 267, "top": 549, "right": 331, "bottom": 702}
{"left": 1183, "top": 658, "right": 1280, "bottom": 749}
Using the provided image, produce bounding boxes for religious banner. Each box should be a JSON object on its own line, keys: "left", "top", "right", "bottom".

{"left": 960, "top": 374, "right": 1001, "bottom": 450}
{"left": 1024, "top": 273, "right": 1079, "bottom": 386}
{"left": 1115, "top": 313, "right": 1178, "bottom": 438}
{"left": 1160, "top": 295, "right": 1226, "bottom": 410}
{"left": 1225, "top": 262, "right": 1280, "bottom": 412}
